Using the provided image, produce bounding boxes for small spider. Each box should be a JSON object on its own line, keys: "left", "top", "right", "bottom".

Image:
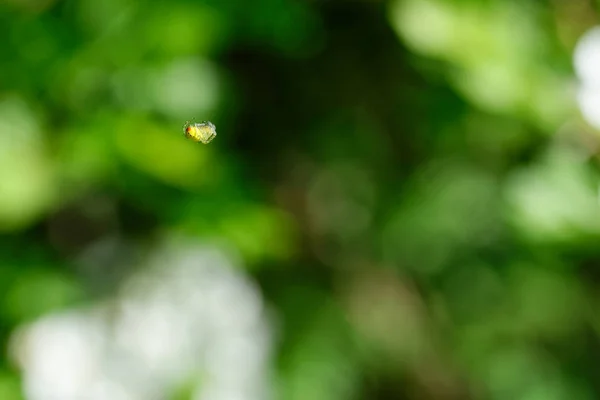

{"left": 182, "top": 120, "right": 217, "bottom": 144}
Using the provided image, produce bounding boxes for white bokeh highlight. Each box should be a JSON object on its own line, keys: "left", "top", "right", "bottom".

{"left": 10, "top": 241, "right": 274, "bottom": 400}
{"left": 574, "top": 26, "right": 600, "bottom": 130}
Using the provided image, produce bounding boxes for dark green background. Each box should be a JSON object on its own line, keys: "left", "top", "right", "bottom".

{"left": 1, "top": 0, "right": 599, "bottom": 399}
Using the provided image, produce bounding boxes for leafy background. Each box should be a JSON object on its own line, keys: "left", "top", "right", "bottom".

{"left": 1, "top": 0, "right": 600, "bottom": 399}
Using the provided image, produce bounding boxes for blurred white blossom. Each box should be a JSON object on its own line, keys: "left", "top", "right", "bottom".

{"left": 574, "top": 26, "right": 600, "bottom": 130}
{"left": 10, "top": 240, "right": 274, "bottom": 400}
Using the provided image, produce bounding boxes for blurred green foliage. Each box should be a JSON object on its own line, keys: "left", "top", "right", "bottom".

{"left": 1, "top": 0, "right": 600, "bottom": 399}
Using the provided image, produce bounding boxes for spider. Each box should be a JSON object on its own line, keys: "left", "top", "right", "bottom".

{"left": 182, "top": 120, "right": 217, "bottom": 144}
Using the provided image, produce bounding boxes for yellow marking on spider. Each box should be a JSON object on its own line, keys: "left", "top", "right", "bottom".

{"left": 183, "top": 120, "right": 217, "bottom": 144}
